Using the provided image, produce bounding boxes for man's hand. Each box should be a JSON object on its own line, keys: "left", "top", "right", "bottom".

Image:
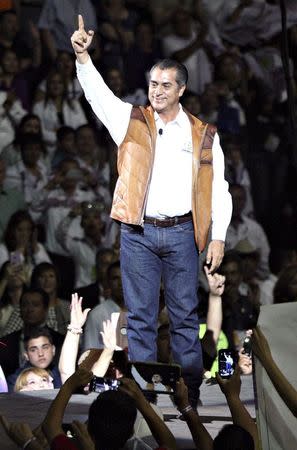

{"left": 206, "top": 240, "right": 225, "bottom": 273}
{"left": 204, "top": 266, "right": 225, "bottom": 296}
{"left": 70, "top": 15, "right": 94, "bottom": 62}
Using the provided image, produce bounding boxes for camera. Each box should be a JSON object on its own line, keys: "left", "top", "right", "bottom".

{"left": 218, "top": 349, "right": 237, "bottom": 379}
{"left": 89, "top": 376, "right": 120, "bottom": 393}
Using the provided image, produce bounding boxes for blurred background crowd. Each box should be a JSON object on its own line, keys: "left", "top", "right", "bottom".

{"left": 0, "top": 0, "right": 297, "bottom": 394}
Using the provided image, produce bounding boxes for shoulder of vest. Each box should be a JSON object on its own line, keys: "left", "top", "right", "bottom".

{"left": 130, "top": 106, "right": 146, "bottom": 123}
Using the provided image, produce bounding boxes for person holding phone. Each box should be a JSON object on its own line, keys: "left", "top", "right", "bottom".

{"left": 70, "top": 15, "right": 232, "bottom": 409}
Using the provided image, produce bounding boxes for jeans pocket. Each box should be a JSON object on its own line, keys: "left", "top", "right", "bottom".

{"left": 173, "top": 221, "right": 194, "bottom": 233}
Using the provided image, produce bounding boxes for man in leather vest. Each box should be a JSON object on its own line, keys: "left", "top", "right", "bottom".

{"left": 71, "top": 15, "right": 232, "bottom": 408}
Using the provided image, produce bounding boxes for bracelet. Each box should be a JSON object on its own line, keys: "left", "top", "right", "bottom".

{"left": 179, "top": 405, "right": 193, "bottom": 415}
{"left": 23, "top": 436, "right": 37, "bottom": 449}
{"left": 67, "top": 324, "right": 83, "bottom": 335}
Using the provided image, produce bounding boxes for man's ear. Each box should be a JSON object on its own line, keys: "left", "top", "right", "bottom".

{"left": 23, "top": 352, "right": 29, "bottom": 361}
{"left": 52, "top": 345, "right": 56, "bottom": 357}
{"left": 179, "top": 85, "right": 186, "bottom": 97}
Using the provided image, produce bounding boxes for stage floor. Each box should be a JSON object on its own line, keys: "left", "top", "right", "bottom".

{"left": 0, "top": 375, "right": 255, "bottom": 449}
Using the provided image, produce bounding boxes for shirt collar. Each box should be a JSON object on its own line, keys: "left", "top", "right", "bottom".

{"left": 154, "top": 104, "right": 188, "bottom": 128}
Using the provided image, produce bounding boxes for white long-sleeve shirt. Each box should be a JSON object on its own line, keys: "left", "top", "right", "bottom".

{"left": 76, "top": 57, "right": 232, "bottom": 241}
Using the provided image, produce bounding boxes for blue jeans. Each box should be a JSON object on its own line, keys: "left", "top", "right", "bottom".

{"left": 120, "top": 220, "right": 203, "bottom": 401}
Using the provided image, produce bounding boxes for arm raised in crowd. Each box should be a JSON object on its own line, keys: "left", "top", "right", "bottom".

{"left": 252, "top": 326, "right": 297, "bottom": 418}
{"left": 58, "top": 293, "right": 90, "bottom": 383}
{"left": 120, "top": 378, "right": 177, "bottom": 450}
{"left": 216, "top": 366, "right": 260, "bottom": 450}
{"left": 174, "top": 377, "right": 213, "bottom": 450}
{"left": 42, "top": 367, "right": 93, "bottom": 445}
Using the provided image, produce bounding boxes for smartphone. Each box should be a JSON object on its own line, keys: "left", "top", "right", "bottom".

{"left": 129, "top": 361, "right": 181, "bottom": 394}
{"left": 242, "top": 335, "right": 252, "bottom": 357}
{"left": 9, "top": 251, "right": 22, "bottom": 265}
{"left": 89, "top": 376, "right": 120, "bottom": 394}
{"left": 218, "top": 349, "right": 236, "bottom": 379}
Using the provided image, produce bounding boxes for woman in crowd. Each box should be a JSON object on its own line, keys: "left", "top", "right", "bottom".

{"left": 33, "top": 70, "right": 87, "bottom": 158}
{"left": 0, "top": 261, "right": 26, "bottom": 337}
{"left": 0, "top": 210, "right": 51, "bottom": 284}
{"left": 31, "top": 262, "right": 70, "bottom": 335}
{"left": 1, "top": 113, "right": 43, "bottom": 168}
{"left": 35, "top": 51, "right": 83, "bottom": 102}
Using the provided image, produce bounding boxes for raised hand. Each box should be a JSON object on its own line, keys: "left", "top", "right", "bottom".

{"left": 100, "top": 317, "right": 117, "bottom": 350}
{"left": 70, "top": 293, "right": 91, "bottom": 329}
{"left": 71, "top": 15, "right": 94, "bottom": 57}
{"left": 204, "top": 265, "right": 225, "bottom": 296}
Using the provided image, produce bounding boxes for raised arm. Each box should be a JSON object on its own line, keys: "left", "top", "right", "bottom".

{"left": 71, "top": 15, "right": 132, "bottom": 146}
{"left": 70, "top": 14, "right": 94, "bottom": 64}
{"left": 252, "top": 326, "right": 297, "bottom": 417}
{"left": 216, "top": 366, "right": 260, "bottom": 450}
{"left": 90, "top": 317, "right": 118, "bottom": 377}
{"left": 205, "top": 266, "right": 225, "bottom": 343}
{"left": 174, "top": 377, "right": 213, "bottom": 450}
{"left": 58, "top": 293, "right": 90, "bottom": 383}
{"left": 120, "top": 378, "right": 177, "bottom": 450}
{"left": 42, "top": 368, "right": 93, "bottom": 444}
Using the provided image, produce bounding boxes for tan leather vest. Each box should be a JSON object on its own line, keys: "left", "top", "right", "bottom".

{"left": 110, "top": 105, "right": 215, "bottom": 252}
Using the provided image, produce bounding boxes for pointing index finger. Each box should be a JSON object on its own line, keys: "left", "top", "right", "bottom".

{"left": 78, "top": 14, "right": 85, "bottom": 31}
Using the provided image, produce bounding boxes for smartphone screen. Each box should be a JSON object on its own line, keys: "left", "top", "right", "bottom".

{"left": 9, "top": 251, "right": 23, "bottom": 265}
{"left": 218, "top": 349, "right": 236, "bottom": 379}
{"left": 89, "top": 376, "right": 119, "bottom": 393}
{"left": 130, "top": 361, "right": 181, "bottom": 394}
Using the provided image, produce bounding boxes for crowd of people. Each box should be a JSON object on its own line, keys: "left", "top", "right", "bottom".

{"left": 0, "top": 0, "right": 297, "bottom": 449}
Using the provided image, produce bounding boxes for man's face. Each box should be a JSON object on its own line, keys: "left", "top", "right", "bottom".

{"left": 24, "top": 336, "right": 55, "bottom": 369}
{"left": 20, "top": 293, "right": 47, "bottom": 327}
{"left": 148, "top": 68, "right": 185, "bottom": 115}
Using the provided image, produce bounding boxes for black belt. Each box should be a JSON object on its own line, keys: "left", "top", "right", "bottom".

{"left": 144, "top": 212, "right": 192, "bottom": 227}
